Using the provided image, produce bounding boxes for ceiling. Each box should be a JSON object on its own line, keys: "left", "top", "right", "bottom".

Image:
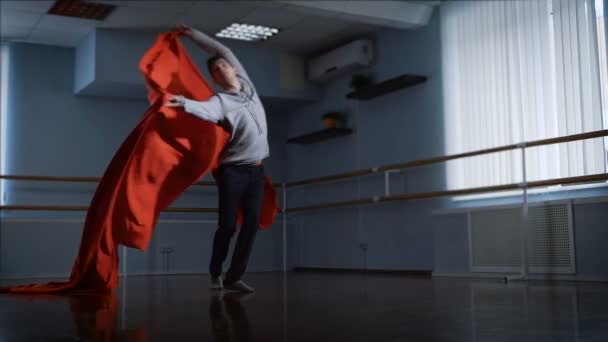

{"left": 0, "top": 0, "right": 437, "bottom": 55}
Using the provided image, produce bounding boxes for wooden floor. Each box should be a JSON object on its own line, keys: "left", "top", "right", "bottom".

{"left": 1, "top": 272, "right": 607, "bottom": 341}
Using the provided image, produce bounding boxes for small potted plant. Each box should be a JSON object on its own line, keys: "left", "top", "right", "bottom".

{"left": 322, "top": 111, "right": 345, "bottom": 129}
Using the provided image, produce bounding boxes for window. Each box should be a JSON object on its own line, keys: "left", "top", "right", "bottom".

{"left": 0, "top": 43, "right": 8, "bottom": 205}
{"left": 441, "top": 0, "right": 607, "bottom": 196}
{"left": 598, "top": 0, "right": 608, "bottom": 159}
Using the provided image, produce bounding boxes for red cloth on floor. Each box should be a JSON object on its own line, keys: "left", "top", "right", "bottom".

{"left": 0, "top": 31, "right": 279, "bottom": 294}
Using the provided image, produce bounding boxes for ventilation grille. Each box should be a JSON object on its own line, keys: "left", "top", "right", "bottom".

{"left": 470, "top": 208, "right": 522, "bottom": 271}
{"left": 469, "top": 203, "right": 575, "bottom": 274}
{"left": 527, "top": 204, "right": 574, "bottom": 272}
{"left": 48, "top": 0, "right": 115, "bottom": 21}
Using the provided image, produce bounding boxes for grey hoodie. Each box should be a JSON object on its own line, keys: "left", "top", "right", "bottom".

{"left": 182, "top": 30, "right": 269, "bottom": 166}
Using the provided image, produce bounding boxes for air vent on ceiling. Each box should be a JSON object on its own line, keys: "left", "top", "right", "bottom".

{"left": 48, "top": 0, "right": 115, "bottom": 21}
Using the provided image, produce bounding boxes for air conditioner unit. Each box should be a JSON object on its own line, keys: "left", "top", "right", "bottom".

{"left": 307, "top": 39, "right": 373, "bottom": 83}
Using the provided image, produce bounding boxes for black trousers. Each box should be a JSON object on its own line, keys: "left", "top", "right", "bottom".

{"left": 209, "top": 164, "right": 265, "bottom": 283}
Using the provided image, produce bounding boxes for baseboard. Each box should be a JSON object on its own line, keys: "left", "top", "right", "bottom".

{"left": 0, "top": 273, "right": 70, "bottom": 281}
{"left": 293, "top": 267, "right": 432, "bottom": 276}
{"left": 432, "top": 272, "right": 608, "bottom": 282}
{"left": 122, "top": 270, "right": 281, "bottom": 277}
{"left": 0, "top": 270, "right": 284, "bottom": 281}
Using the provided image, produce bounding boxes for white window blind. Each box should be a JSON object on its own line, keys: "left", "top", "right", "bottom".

{"left": 441, "top": 0, "right": 607, "bottom": 192}
{"left": 0, "top": 44, "right": 8, "bottom": 205}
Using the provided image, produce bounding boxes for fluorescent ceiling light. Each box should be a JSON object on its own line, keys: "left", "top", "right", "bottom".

{"left": 216, "top": 23, "right": 280, "bottom": 42}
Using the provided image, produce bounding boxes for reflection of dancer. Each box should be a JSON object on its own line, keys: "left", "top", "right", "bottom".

{"left": 167, "top": 24, "right": 269, "bottom": 293}
{"left": 209, "top": 292, "right": 254, "bottom": 342}
{"left": 69, "top": 294, "right": 148, "bottom": 341}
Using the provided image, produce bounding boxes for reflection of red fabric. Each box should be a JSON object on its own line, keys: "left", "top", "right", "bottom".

{"left": 0, "top": 31, "right": 278, "bottom": 294}
{"left": 69, "top": 294, "right": 119, "bottom": 337}
{"left": 6, "top": 293, "right": 148, "bottom": 341}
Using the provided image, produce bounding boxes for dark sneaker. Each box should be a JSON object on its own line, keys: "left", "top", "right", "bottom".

{"left": 224, "top": 280, "right": 255, "bottom": 293}
{"left": 210, "top": 276, "right": 223, "bottom": 290}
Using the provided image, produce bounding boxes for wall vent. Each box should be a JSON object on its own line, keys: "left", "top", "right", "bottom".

{"left": 469, "top": 203, "right": 575, "bottom": 274}
{"left": 48, "top": 0, "right": 115, "bottom": 21}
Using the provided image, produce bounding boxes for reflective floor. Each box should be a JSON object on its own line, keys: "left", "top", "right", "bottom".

{"left": 1, "top": 272, "right": 608, "bottom": 341}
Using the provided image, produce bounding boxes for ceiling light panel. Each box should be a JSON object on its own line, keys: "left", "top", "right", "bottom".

{"left": 216, "top": 23, "right": 279, "bottom": 42}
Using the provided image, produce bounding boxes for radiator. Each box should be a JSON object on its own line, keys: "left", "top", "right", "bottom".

{"left": 468, "top": 202, "right": 576, "bottom": 274}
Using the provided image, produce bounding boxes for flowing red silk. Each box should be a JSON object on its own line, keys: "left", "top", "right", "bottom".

{"left": 1, "top": 31, "right": 278, "bottom": 294}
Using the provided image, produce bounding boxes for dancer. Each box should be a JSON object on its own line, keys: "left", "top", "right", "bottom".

{"left": 166, "top": 25, "right": 269, "bottom": 293}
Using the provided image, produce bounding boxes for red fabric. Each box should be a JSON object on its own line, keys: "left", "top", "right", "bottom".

{"left": 0, "top": 31, "right": 279, "bottom": 294}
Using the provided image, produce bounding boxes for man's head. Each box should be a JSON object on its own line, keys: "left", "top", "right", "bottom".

{"left": 207, "top": 55, "right": 240, "bottom": 92}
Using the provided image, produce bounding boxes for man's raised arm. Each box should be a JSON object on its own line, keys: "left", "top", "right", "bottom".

{"left": 181, "top": 25, "right": 252, "bottom": 82}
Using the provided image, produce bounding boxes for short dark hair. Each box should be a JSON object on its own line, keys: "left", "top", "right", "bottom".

{"left": 206, "top": 55, "right": 230, "bottom": 74}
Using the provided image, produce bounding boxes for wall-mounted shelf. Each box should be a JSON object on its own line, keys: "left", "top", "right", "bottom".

{"left": 287, "top": 128, "right": 353, "bottom": 144}
{"left": 346, "top": 74, "right": 427, "bottom": 100}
